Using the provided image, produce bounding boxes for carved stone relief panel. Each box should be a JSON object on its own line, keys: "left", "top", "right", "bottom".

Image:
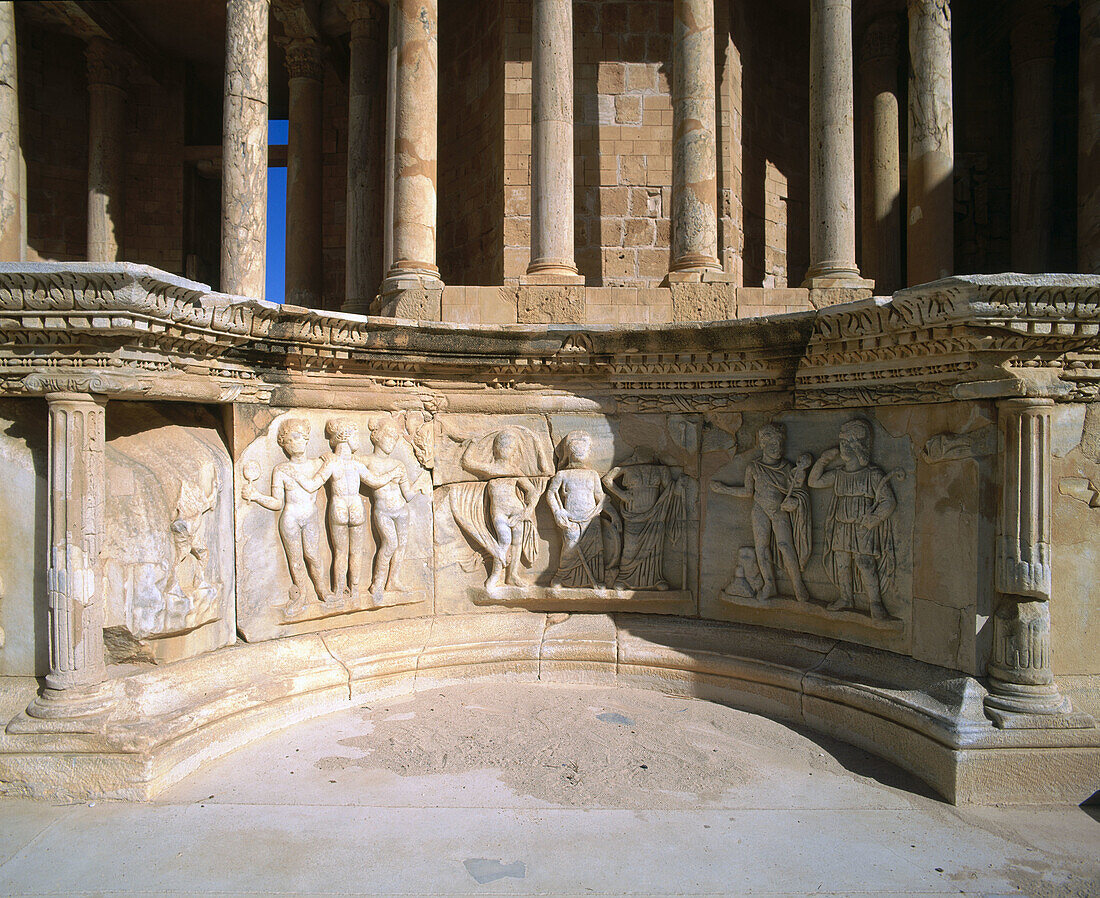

{"left": 702, "top": 412, "right": 914, "bottom": 651}
{"left": 101, "top": 403, "right": 235, "bottom": 664}
{"left": 236, "top": 409, "right": 433, "bottom": 641}
{"left": 433, "top": 412, "right": 698, "bottom": 614}
{"left": 0, "top": 399, "right": 47, "bottom": 676}
{"left": 1050, "top": 402, "right": 1100, "bottom": 676}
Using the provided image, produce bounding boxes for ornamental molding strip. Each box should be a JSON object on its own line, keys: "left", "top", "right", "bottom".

{"left": 2, "top": 266, "right": 1097, "bottom": 408}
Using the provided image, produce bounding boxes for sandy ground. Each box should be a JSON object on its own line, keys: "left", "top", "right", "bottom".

{"left": 0, "top": 682, "right": 1097, "bottom": 896}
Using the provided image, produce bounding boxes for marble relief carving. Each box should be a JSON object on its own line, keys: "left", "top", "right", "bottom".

{"left": 448, "top": 426, "right": 552, "bottom": 589}
{"left": 101, "top": 404, "right": 236, "bottom": 664}
{"left": 705, "top": 416, "right": 912, "bottom": 631}
{"left": 236, "top": 411, "right": 431, "bottom": 640}
{"left": 808, "top": 419, "right": 903, "bottom": 621}
{"left": 711, "top": 423, "right": 812, "bottom": 603}
{"left": 434, "top": 417, "right": 693, "bottom": 611}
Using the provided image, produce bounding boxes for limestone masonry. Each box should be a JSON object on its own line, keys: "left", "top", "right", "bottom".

{"left": 0, "top": 0, "right": 1097, "bottom": 805}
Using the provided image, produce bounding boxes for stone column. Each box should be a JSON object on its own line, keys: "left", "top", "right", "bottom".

{"left": 221, "top": 0, "right": 269, "bottom": 299}
{"left": 670, "top": 0, "right": 721, "bottom": 275}
{"left": 345, "top": 1, "right": 387, "bottom": 314}
{"left": 1079, "top": 0, "right": 1100, "bottom": 273}
{"left": 1010, "top": 1, "right": 1058, "bottom": 273}
{"left": 526, "top": 0, "right": 580, "bottom": 280}
{"left": 985, "top": 399, "right": 1089, "bottom": 728}
{"left": 0, "top": 2, "right": 22, "bottom": 262}
{"left": 284, "top": 38, "right": 324, "bottom": 308}
{"left": 859, "top": 16, "right": 902, "bottom": 295}
{"left": 86, "top": 38, "right": 127, "bottom": 263}
{"left": 803, "top": 0, "right": 869, "bottom": 288}
{"left": 44, "top": 394, "right": 107, "bottom": 694}
{"left": 907, "top": 0, "right": 954, "bottom": 286}
{"left": 382, "top": 0, "right": 441, "bottom": 294}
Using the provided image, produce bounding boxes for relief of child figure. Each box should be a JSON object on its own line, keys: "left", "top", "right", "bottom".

{"left": 242, "top": 418, "right": 332, "bottom": 618}
{"left": 546, "top": 431, "right": 608, "bottom": 589}
{"left": 316, "top": 419, "right": 369, "bottom": 605}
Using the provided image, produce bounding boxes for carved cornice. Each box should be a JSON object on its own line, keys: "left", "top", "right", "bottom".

{"left": 0, "top": 266, "right": 1097, "bottom": 410}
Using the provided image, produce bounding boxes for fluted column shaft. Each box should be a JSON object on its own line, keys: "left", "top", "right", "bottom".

{"left": 0, "top": 2, "right": 21, "bottom": 261}
{"left": 221, "top": 0, "right": 269, "bottom": 298}
{"left": 1080, "top": 0, "right": 1100, "bottom": 273}
{"left": 907, "top": 0, "right": 953, "bottom": 286}
{"left": 1010, "top": 1, "right": 1058, "bottom": 273}
{"left": 670, "top": 0, "right": 720, "bottom": 274}
{"left": 285, "top": 38, "right": 324, "bottom": 308}
{"left": 859, "top": 17, "right": 902, "bottom": 295}
{"left": 385, "top": 0, "right": 439, "bottom": 285}
{"left": 803, "top": 0, "right": 866, "bottom": 287}
{"left": 985, "top": 399, "right": 1082, "bottom": 727}
{"left": 45, "top": 394, "right": 107, "bottom": 692}
{"left": 345, "top": 2, "right": 387, "bottom": 313}
{"left": 86, "top": 38, "right": 126, "bottom": 263}
{"left": 527, "top": 0, "right": 578, "bottom": 278}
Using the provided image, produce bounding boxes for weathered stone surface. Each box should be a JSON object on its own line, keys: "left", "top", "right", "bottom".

{"left": 0, "top": 264, "right": 1096, "bottom": 803}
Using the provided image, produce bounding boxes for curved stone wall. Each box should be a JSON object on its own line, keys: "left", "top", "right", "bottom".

{"left": 0, "top": 263, "right": 1097, "bottom": 803}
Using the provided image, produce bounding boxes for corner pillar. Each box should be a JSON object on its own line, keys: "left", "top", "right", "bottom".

{"left": 803, "top": 0, "right": 871, "bottom": 289}
{"left": 986, "top": 399, "right": 1093, "bottom": 729}
{"left": 670, "top": 0, "right": 721, "bottom": 276}
{"left": 906, "top": 0, "right": 954, "bottom": 285}
{"left": 1079, "top": 0, "right": 1100, "bottom": 273}
{"left": 345, "top": 1, "right": 387, "bottom": 314}
{"left": 86, "top": 38, "right": 127, "bottom": 263}
{"left": 221, "top": 0, "right": 269, "bottom": 298}
{"left": 859, "top": 16, "right": 902, "bottom": 295}
{"left": 0, "top": 1, "right": 22, "bottom": 262}
{"left": 381, "top": 0, "right": 441, "bottom": 299}
{"left": 285, "top": 38, "right": 324, "bottom": 308}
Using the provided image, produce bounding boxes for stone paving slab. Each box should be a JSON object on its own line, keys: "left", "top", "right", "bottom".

{"left": 0, "top": 683, "right": 1096, "bottom": 897}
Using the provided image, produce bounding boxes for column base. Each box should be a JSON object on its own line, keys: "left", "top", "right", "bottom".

{"left": 665, "top": 269, "right": 736, "bottom": 285}
{"left": 378, "top": 271, "right": 445, "bottom": 320}
{"left": 802, "top": 261, "right": 875, "bottom": 290}
{"left": 520, "top": 272, "right": 586, "bottom": 286}
{"left": 984, "top": 681, "right": 1096, "bottom": 730}
{"left": 7, "top": 682, "right": 115, "bottom": 734}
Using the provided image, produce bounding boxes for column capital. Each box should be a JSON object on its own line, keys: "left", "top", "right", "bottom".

{"left": 85, "top": 37, "right": 129, "bottom": 91}
{"left": 285, "top": 38, "right": 325, "bottom": 81}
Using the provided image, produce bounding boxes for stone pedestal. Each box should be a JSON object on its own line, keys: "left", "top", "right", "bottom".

{"left": 1010, "top": 1, "right": 1057, "bottom": 273}
{"left": 86, "top": 38, "right": 126, "bottom": 264}
{"left": 221, "top": 0, "right": 269, "bottom": 299}
{"left": 906, "top": 0, "right": 954, "bottom": 286}
{"left": 803, "top": 0, "right": 871, "bottom": 289}
{"left": 1080, "top": 0, "right": 1100, "bottom": 273}
{"left": 859, "top": 17, "right": 902, "bottom": 295}
{"left": 345, "top": 2, "right": 387, "bottom": 315}
{"left": 527, "top": 0, "right": 580, "bottom": 280}
{"left": 986, "top": 399, "right": 1091, "bottom": 729}
{"left": 34, "top": 394, "right": 108, "bottom": 716}
{"left": 670, "top": 0, "right": 721, "bottom": 275}
{"left": 0, "top": 2, "right": 22, "bottom": 262}
{"left": 285, "top": 38, "right": 324, "bottom": 308}
{"left": 382, "top": 0, "right": 442, "bottom": 298}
